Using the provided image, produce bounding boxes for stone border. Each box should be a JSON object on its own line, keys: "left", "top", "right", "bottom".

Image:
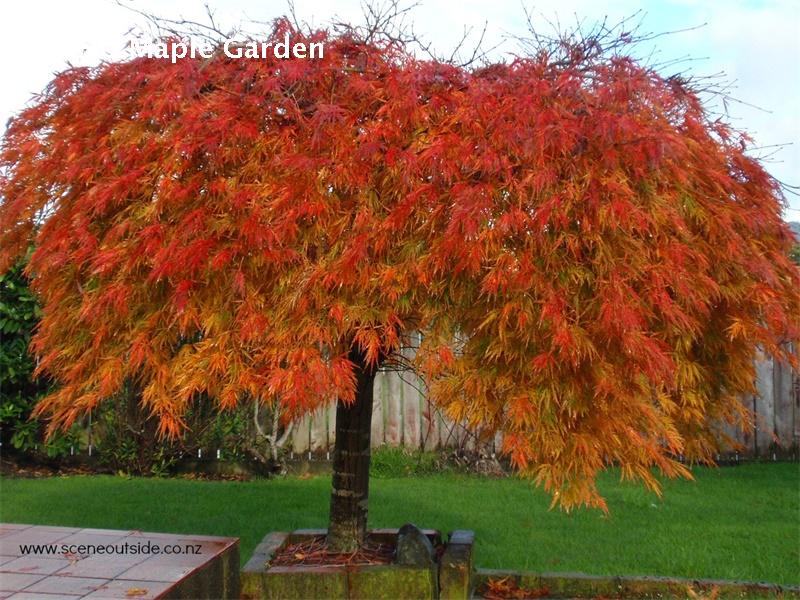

{"left": 241, "top": 528, "right": 475, "bottom": 599}
{"left": 241, "top": 531, "right": 800, "bottom": 599}
{"left": 440, "top": 530, "right": 474, "bottom": 599}
{"left": 473, "top": 569, "right": 800, "bottom": 599}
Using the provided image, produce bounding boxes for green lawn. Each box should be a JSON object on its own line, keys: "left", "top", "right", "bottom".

{"left": 1, "top": 463, "right": 797, "bottom": 585}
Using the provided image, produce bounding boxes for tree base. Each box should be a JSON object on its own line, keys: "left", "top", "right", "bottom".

{"left": 241, "top": 528, "right": 475, "bottom": 600}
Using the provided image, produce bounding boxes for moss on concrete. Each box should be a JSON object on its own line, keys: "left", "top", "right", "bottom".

{"left": 439, "top": 530, "right": 474, "bottom": 600}
{"left": 349, "top": 564, "right": 437, "bottom": 600}
{"left": 244, "top": 528, "right": 471, "bottom": 599}
{"left": 264, "top": 566, "right": 348, "bottom": 600}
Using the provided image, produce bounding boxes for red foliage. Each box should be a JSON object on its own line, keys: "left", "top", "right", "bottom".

{"left": 1, "top": 19, "right": 798, "bottom": 509}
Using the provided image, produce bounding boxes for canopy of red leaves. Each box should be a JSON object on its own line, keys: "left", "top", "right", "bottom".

{"left": 1, "top": 20, "right": 798, "bottom": 509}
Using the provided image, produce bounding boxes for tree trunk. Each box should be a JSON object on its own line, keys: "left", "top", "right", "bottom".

{"left": 326, "top": 346, "right": 378, "bottom": 552}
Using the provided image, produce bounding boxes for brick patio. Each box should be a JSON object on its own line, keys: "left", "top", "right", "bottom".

{"left": 0, "top": 523, "right": 238, "bottom": 599}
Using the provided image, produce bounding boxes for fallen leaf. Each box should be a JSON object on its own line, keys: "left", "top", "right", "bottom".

{"left": 125, "top": 588, "right": 148, "bottom": 597}
{"left": 483, "top": 577, "right": 549, "bottom": 599}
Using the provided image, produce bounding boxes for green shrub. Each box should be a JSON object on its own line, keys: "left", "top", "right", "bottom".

{"left": 1, "top": 260, "right": 274, "bottom": 474}
{"left": 370, "top": 446, "right": 447, "bottom": 477}
{"left": 0, "top": 258, "right": 79, "bottom": 458}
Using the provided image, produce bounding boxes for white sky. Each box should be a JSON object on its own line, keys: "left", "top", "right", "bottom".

{"left": 1, "top": 0, "right": 798, "bottom": 221}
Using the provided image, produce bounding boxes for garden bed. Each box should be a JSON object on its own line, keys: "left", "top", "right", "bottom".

{"left": 241, "top": 528, "right": 473, "bottom": 599}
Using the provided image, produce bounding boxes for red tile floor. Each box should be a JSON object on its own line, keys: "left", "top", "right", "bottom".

{"left": 0, "top": 523, "right": 237, "bottom": 599}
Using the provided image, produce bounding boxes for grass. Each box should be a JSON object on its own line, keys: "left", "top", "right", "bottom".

{"left": 0, "top": 462, "right": 797, "bottom": 585}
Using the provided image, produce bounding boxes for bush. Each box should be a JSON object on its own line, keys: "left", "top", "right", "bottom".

{"left": 0, "top": 260, "right": 273, "bottom": 475}
{"left": 93, "top": 387, "right": 259, "bottom": 476}
{"left": 370, "top": 446, "right": 448, "bottom": 477}
{"left": 0, "top": 259, "right": 79, "bottom": 458}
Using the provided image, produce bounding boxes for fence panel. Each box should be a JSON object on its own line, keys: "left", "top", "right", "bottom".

{"left": 287, "top": 346, "right": 799, "bottom": 457}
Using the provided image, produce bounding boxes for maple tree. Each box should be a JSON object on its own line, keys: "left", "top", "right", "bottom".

{"left": 1, "top": 15, "right": 798, "bottom": 553}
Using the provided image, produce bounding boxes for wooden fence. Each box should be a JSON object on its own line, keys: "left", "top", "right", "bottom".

{"left": 288, "top": 346, "right": 800, "bottom": 458}
{"left": 17, "top": 346, "right": 795, "bottom": 461}
{"left": 719, "top": 344, "right": 799, "bottom": 458}
{"left": 288, "top": 368, "right": 491, "bottom": 456}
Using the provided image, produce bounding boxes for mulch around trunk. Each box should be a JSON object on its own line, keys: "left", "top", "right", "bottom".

{"left": 269, "top": 535, "right": 396, "bottom": 567}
